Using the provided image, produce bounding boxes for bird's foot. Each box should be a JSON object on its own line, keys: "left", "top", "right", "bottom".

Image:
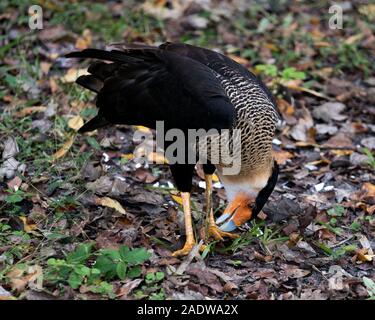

{"left": 207, "top": 223, "right": 239, "bottom": 241}
{"left": 172, "top": 239, "right": 208, "bottom": 257}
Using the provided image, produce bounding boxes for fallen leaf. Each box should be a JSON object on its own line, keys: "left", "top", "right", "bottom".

{"left": 322, "top": 133, "right": 353, "bottom": 149}
{"left": 19, "top": 216, "right": 37, "bottom": 233}
{"left": 37, "top": 24, "right": 67, "bottom": 42}
{"left": 312, "top": 102, "right": 346, "bottom": 122}
{"left": 272, "top": 148, "right": 294, "bottom": 165}
{"left": 361, "top": 137, "right": 375, "bottom": 150}
{"left": 68, "top": 115, "right": 84, "bottom": 131}
{"left": 356, "top": 183, "right": 375, "bottom": 202}
{"left": 61, "top": 68, "right": 89, "bottom": 83}
{"left": 75, "top": 29, "right": 92, "bottom": 50}
{"left": 134, "top": 168, "right": 157, "bottom": 183}
{"left": 315, "top": 124, "right": 338, "bottom": 135}
{"left": 344, "top": 33, "right": 363, "bottom": 45}
{"left": 95, "top": 196, "right": 126, "bottom": 214}
{"left": 355, "top": 248, "right": 374, "bottom": 263}
{"left": 285, "top": 83, "right": 330, "bottom": 100}
{"left": 290, "top": 105, "right": 315, "bottom": 142}
{"left": 6, "top": 265, "right": 43, "bottom": 292}
{"left": 52, "top": 134, "right": 75, "bottom": 160}
{"left": 121, "top": 153, "right": 134, "bottom": 161}
{"left": 15, "top": 106, "right": 46, "bottom": 117}
{"left": 283, "top": 265, "right": 311, "bottom": 278}
{"left": 117, "top": 279, "right": 143, "bottom": 299}
{"left": 7, "top": 176, "right": 22, "bottom": 191}
{"left": 147, "top": 152, "right": 168, "bottom": 164}
{"left": 134, "top": 125, "right": 151, "bottom": 133}
{"left": 172, "top": 195, "right": 183, "bottom": 205}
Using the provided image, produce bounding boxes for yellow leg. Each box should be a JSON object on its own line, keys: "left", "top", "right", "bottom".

{"left": 172, "top": 192, "right": 196, "bottom": 257}
{"left": 205, "top": 174, "right": 239, "bottom": 241}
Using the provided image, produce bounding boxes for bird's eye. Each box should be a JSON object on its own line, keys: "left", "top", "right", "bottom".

{"left": 249, "top": 203, "right": 256, "bottom": 210}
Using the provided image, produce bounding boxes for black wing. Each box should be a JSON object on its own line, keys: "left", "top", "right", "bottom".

{"left": 110, "top": 42, "right": 276, "bottom": 105}
{"left": 65, "top": 47, "right": 236, "bottom": 133}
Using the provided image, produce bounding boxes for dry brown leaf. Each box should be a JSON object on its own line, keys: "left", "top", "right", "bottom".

{"left": 61, "top": 68, "right": 89, "bottom": 83}
{"left": 68, "top": 115, "right": 84, "bottom": 131}
{"left": 345, "top": 33, "right": 364, "bottom": 45}
{"left": 49, "top": 77, "right": 59, "bottom": 93}
{"left": 134, "top": 168, "right": 157, "bottom": 183}
{"left": 277, "top": 98, "right": 294, "bottom": 116}
{"left": 290, "top": 105, "right": 315, "bottom": 142}
{"left": 40, "top": 62, "right": 52, "bottom": 75}
{"left": 322, "top": 133, "right": 353, "bottom": 149}
{"left": 6, "top": 265, "right": 43, "bottom": 292}
{"left": 7, "top": 176, "right": 22, "bottom": 191}
{"left": 15, "top": 106, "right": 46, "bottom": 117}
{"left": 19, "top": 216, "right": 37, "bottom": 233}
{"left": 285, "top": 83, "right": 330, "bottom": 100}
{"left": 331, "top": 149, "right": 353, "bottom": 156}
{"left": 75, "top": 29, "right": 92, "bottom": 50}
{"left": 52, "top": 134, "right": 75, "bottom": 160}
{"left": 95, "top": 196, "right": 126, "bottom": 214}
{"left": 355, "top": 248, "right": 374, "bottom": 263}
{"left": 227, "top": 54, "right": 250, "bottom": 66}
{"left": 147, "top": 152, "right": 168, "bottom": 164}
{"left": 121, "top": 153, "right": 134, "bottom": 161}
{"left": 172, "top": 195, "right": 182, "bottom": 205}
{"left": 134, "top": 125, "right": 151, "bottom": 133}
{"left": 272, "top": 149, "right": 294, "bottom": 165}
{"left": 359, "top": 182, "right": 375, "bottom": 200}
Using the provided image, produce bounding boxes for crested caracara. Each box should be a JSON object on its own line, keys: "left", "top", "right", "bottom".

{"left": 65, "top": 42, "right": 279, "bottom": 256}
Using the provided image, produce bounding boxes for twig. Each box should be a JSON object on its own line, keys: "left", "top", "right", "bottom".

{"left": 175, "top": 240, "right": 204, "bottom": 275}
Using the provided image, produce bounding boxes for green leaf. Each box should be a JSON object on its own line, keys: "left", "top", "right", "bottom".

{"left": 66, "top": 243, "right": 93, "bottom": 264}
{"left": 74, "top": 265, "right": 91, "bottom": 276}
{"left": 116, "top": 261, "right": 127, "bottom": 280}
{"left": 350, "top": 221, "right": 361, "bottom": 231}
{"left": 91, "top": 268, "right": 101, "bottom": 275}
{"left": 95, "top": 255, "right": 116, "bottom": 275}
{"left": 120, "top": 247, "right": 151, "bottom": 265}
{"left": 119, "top": 246, "right": 130, "bottom": 260}
{"left": 330, "top": 217, "right": 337, "bottom": 225}
{"left": 99, "top": 248, "right": 121, "bottom": 261}
{"left": 145, "top": 272, "right": 155, "bottom": 284}
{"left": 255, "top": 64, "right": 278, "bottom": 77}
{"left": 68, "top": 272, "right": 84, "bottom": 289}
{"left": 127, "top": 266, "right": 142, "bottom": 278}
{"left": 155, "top": 272, "right": 165, "bottom": 282}
{"left": 89, "top": 281, "right": 114, "bottom": 296}
{"left": 281, "top": 67, "right": 306, "bottom": 80}
{"left": 5, "top": 193, "right": 23, "bottom": 203}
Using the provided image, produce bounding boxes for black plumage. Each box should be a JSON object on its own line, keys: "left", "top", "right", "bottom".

{"left": 66, "top": 42, "right": 279, "bottom": 256}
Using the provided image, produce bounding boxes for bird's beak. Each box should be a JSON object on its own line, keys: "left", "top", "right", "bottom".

{"left": 216, "top": 194, "right": 253, "bottom": 232}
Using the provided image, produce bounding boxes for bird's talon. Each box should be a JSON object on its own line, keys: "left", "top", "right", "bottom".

{"left": 208, "top": 225, "right": 239, "bottom": 241}
{"left": 172, "top": 241, "right": 208, "bottom": 257}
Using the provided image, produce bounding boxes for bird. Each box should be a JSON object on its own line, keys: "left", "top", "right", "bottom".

{"left": 65, "top": 42, "right": 279, "bottom": 257}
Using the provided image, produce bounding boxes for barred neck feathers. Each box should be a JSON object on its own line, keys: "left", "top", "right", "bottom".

{"left": 213, "top": 67, "right": 278, "bottom": 173}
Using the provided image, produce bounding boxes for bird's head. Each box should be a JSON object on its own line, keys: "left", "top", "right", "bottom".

{"left": 216, "top": 160, "right": 279, "bottom": 232}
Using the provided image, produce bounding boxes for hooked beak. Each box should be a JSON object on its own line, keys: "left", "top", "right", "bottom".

{"left": 216, "top": 199, "right": 253, "bottom": 232}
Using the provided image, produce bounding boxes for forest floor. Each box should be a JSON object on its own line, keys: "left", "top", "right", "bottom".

{"left": 0, "top": 0, "right": 374, "bottom": 300}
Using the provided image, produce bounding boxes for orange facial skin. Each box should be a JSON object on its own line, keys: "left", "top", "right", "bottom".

{"left": 223, "top": 192, "right": 254, "bottom": 227}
